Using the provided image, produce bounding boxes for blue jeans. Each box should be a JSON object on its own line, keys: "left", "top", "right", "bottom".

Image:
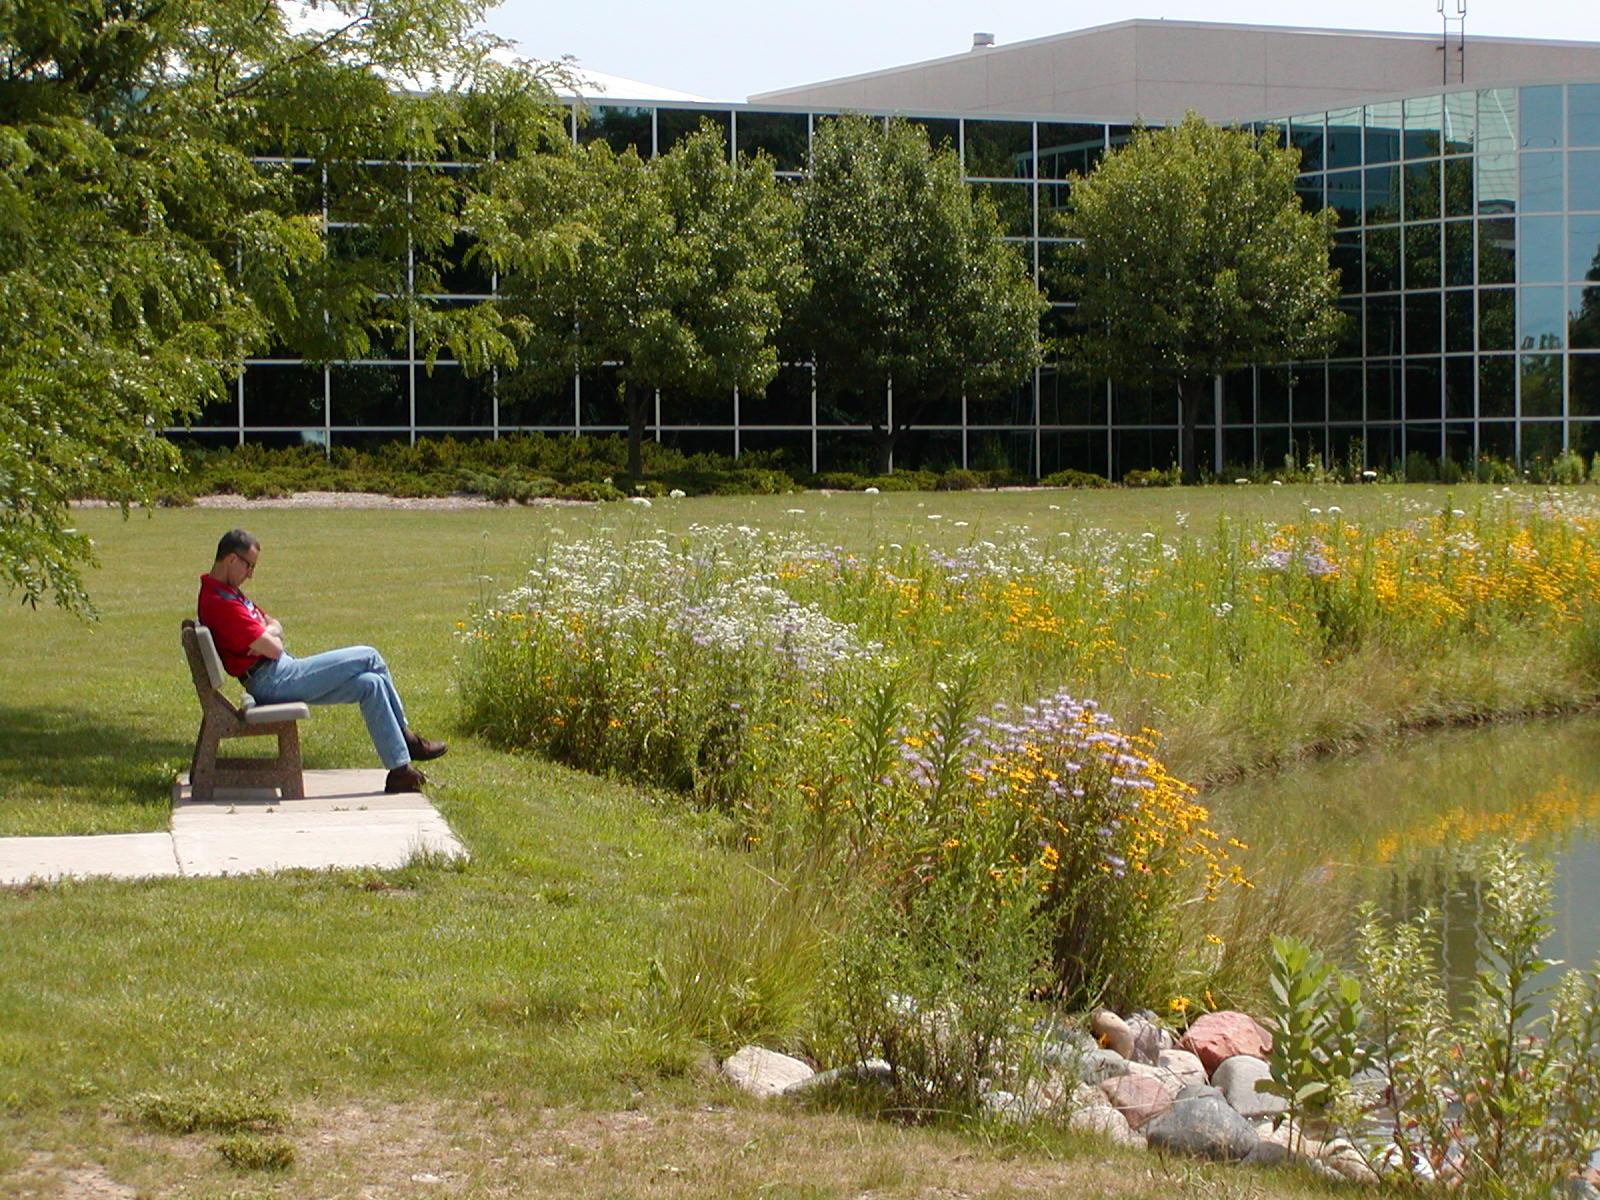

{"left": 247, "top": 646, "right": 410, "bottom": 769}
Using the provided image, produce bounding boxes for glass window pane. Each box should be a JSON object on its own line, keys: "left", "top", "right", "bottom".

{"left": 1327, "top": 169, "right": 1363, "bottom": 227}
{"left": 1572, "top": 152, "right": 1600, "bottom": 212}
{"left": 1571, "top": 214, "right": 1600, "bottom": 283}
{"left": 735, "top": 111, "right": 808, "bottom": 172}
{"left": 1444, "top": 158, "right": 1474, "bottom": 217}
{"left": 1366, "top": 226, "right": 1400, "bottom": 292}
{"left": 1521, "top": 215, "right": 1564, "bottom": 283}
{"left": 1480, "top": 356, "right": 1514, "bottom": 418}
{"left": 1574, "top": 287, "right": 1600, "bottom": 350}
{"left": 657, "top": 108, "right": 729, "bottom": 156}
{"left": 1520, "top": 152, "right": 1563, "bottom": 213}
{"left": 1367, "top": 294, "right": 1400, "bottom": 355}
{"left": 1405, "top": 95, "right": 1443, "bottom": 158}
{"left": 1479, "top": 219, "right": 1516, "bottom": 285}
{"left": 1520, "top": 85, "right": 1564, "bottom": 150}
{"left": 1445, "top": 357, "right": 1474, "bottom": 419}
{"left": 1404, "top": 161, "right": 1441, "bottom": 220}
{"left": 1405, "top": 223, "right": 1441, "bottom": 289}
{"left": 1366, "top": 165, "right": 1401, "bottom": 222}
{"left": 1407, "top": 359, "right": 1442, "bottom": 420}
{"left": 414, "top": 364, "right": 493, "bottom": 427}
{"left": 1290, "top": 114, "right": 1325, "bottom": 172}
{"left": 1366, "top": 102, "right": 1402, "bottom": 163}
{"left": 1477, "top": 153, "right": 1517, "bottom": 214}
{"left": 964, "top": 118, "right": 1034, "bottom": 178}
{"left": 330, "top": 364, "right": 408, "bottom": 427}
{"left": 498, "top": 374, "right": 575, "bottom": 427}
{"left": 1326, "top": 108, "right": 1363, "bottom": 169}
{"left": 1328, "top": 361, "right": 1362, "bottom": 422}
{"left": 1573, "top": 355, "right": 1600, "bottom": 415}
{"left": 1521, "top": 356, "right": 1563, "bottom": 417}
{"left": 1368, "top": 361, "right": 1400, "bottom": 421}
{"left": 245, "top": 364, "right": 324, "bottom": 426}
{"left": 1037, "top": 123, "right": 1104, "bottom": 179}
{"left": 1406, "top": 292, "right": 1442, "bottom": 354}
{"left": 578, "top": 105, "right": 652, "bottom": 154}
{"left": 1480, "top": 288, "right": 1515, "bottom": 351}
{"left": 1572, "top": 84, "right": 1600, "bottom": 148}
{"left": 1445, "top": 219, "right": 1475, "bottom": 286}
{"left": 1446, "top": 291, "right": 1475, "bottom": 352}
{"left": 1479, "top": 89, "right": 1518, "bottom": 155}
{"left": 1444, "top": 90, "right": 1476, "bottom": 154}
{"left": 1520, "top": 286, "right": 1567, "bottom": 350}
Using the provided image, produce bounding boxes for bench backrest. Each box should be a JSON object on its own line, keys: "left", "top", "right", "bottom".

{"left": 181, "top": 620, "right": 241, "bottom": 718}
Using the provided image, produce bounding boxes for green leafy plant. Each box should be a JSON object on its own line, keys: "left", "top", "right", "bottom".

{"left": 1258, "top": 934, "right": 1365, "bottom": 1153}
{"left": 216, "top": 1132, "right": 295, "bottom": 1171}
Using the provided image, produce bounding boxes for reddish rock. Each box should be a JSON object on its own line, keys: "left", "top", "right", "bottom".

{"left": 1098, "top": 1072, "right": 1173, "bottom": 1130}
{"left": 1178, "top": 1012, "right": 1273, "bottom": 1075}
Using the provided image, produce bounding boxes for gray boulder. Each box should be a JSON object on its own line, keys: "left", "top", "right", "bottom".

{"left": 1211, "top": 1054, "right": 1288, "bottom": 1120}
{"left": 1143, "top": 1087, "right": 1261, "bottom": 1162}
{"left": 722, "top": 1046, "right": 813, "bottom": 1097}
{"left": 1078, "top": 1047, "right": 1131, "bottom": 1083}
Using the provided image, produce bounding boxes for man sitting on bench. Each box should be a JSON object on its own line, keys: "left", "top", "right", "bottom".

{"left": 197, "top": 528, "right": 446, "bottom": 794}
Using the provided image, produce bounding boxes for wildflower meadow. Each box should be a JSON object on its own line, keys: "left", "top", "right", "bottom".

{"left": 455, "top": 492, "right": 1600, "bottom": 1066}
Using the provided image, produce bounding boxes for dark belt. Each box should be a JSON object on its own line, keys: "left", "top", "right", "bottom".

{"left": 241, "top": 658, "right": 271, "bottom": 682}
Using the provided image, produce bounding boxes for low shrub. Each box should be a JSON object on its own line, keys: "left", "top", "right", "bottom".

{"left": 1038, "top": 468, "right": 1111, "bottom": 489}
{"left": 552, "top": 479, "right": 623, "bottom": 503}
{"left": 1122, "top": 465, "right": 1180, "bottom": 487}
{"left": 933, "top": 469, "right": 985, "bottom": 491}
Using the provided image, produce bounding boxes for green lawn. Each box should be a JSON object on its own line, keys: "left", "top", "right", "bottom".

{"left": 0, "top": 488, "right": 1530, "bottom": 1197}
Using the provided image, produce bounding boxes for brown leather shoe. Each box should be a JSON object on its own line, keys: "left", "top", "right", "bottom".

{"left": 404, "top": 730, "right": 448, "bottom": 762}
{"left": 385, "top": 763, "right": 427, "bottom": 794}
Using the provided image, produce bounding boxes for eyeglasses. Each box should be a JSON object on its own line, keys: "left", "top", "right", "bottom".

{"left": 235, "top": 553, "right": 258, "bottom": 574}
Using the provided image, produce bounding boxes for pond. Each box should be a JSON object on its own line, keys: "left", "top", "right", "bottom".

{"left": 1206, "top": 714, "right": 1600, "bottom": 997}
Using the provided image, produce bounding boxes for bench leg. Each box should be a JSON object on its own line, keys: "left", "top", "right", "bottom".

{"left": 191, "top": 720, "right": 223, "bottom": 801}
{"left": 276, "top": 724, "right": 305, "bottom": 800}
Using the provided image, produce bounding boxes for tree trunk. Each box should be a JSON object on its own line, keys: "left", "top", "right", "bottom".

{"left": 623, "top": 380, "right": 647, "bottom": 487}
{"left": 874, "top": 426, "right": 895, "bottom": 475}
{"left": 1177, "top": 376, "right": 1209, "bottom": 485}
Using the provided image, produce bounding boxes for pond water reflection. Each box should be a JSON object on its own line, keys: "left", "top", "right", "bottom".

{"left": 1207, "top": 715, "right": 1600, "bottom": 1000}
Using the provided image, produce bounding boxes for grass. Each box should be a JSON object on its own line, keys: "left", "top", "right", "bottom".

{"left": 0, "top": 485, "right": 1573, "bottom": 1197}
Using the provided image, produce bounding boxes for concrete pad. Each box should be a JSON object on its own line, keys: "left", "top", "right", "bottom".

{"left": 2, "top": 770, "right": 464, "bottom": 884}
{"left": 173, "top": 811, "right": 464, "bottom": 876}
{"left": 0, "top": 833, "right": 179, "bottom": 885}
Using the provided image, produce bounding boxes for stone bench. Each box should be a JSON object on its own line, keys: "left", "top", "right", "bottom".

{"left": 181, "top": 619, "right": 308, "bottom": 801}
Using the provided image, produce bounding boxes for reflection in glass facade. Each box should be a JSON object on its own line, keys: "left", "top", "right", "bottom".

{"left": 206, "top": 80, "right": 1600, "bottom": 477}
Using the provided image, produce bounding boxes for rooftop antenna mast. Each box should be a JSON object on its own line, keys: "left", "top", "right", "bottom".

{"left": 1438, "top": 0, "right": 1467, "bottom": 84}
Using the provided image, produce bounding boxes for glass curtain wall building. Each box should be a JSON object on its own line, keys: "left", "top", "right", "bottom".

{"left": 198, "top": 82, "right": 1600, "bottom": 477}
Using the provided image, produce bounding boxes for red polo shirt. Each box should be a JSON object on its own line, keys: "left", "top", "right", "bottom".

{"left": 197, "top": 574, "right": 268, "bottom": 678}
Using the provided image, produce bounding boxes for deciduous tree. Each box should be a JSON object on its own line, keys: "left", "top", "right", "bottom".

{"left": 793, "top": 115, "right": 1044, "bottom": 473}
{"left": 476, "top": 123, "right": 804, "bottom": 484}
{"left": 0, "top": 0, "right": 561, "bottom": 613}
{"left": 1055, "top": 113, "right": 1343, "bottom": 481}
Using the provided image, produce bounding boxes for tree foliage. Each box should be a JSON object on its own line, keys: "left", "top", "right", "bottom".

{"left": 1055, "top": 113, "right": 1342, "bottom": 480}
{"left": 476, "top": 122, "right": 804, "bottom": 483}
{"left": 793, "top": 115, "right": 1044, "bottom": 472}
{"left": 0, "top": 0, "right": 564, "bottom": 613}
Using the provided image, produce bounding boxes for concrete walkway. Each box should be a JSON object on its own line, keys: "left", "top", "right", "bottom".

{"left": 0, "top": 770, "right": 466, "bottom": 885}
